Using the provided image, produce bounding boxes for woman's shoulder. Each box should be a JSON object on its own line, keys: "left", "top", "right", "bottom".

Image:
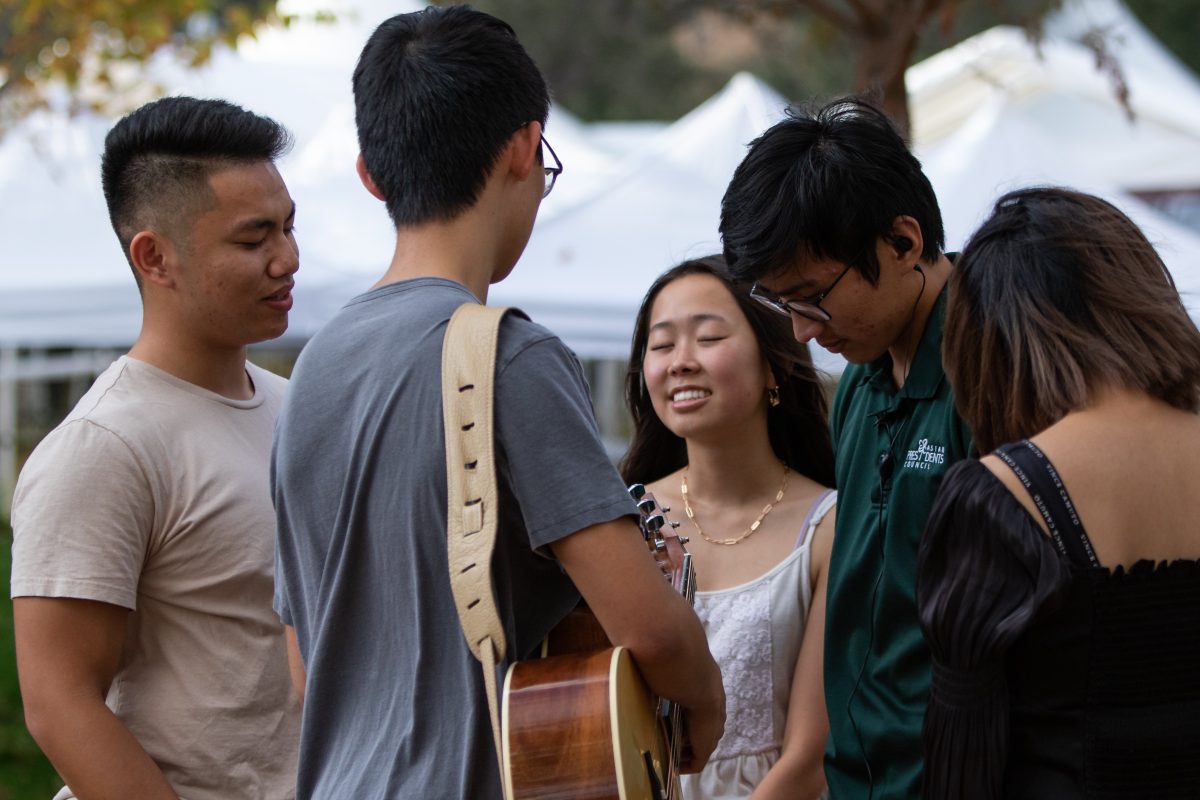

{"left": 933, "top": 456, "right": 1012, "bottom": 513}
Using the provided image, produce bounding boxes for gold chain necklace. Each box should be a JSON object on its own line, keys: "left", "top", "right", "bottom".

{"left": 680, "top": 465, "right": 789, "bottom": 546}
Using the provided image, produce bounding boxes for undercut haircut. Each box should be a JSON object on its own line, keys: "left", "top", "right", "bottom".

{"left": 945, "top": 186, "right": 1200, "bottom": 452}
{"left": 352, "top": 5, "right": 549, "bottom": 227}
{"left": 720, "top": 97, "right": 944, "bottom": 285}
{"left": 620, "top": 255, "right": 835, "bottom": 488}
{"left": 101, "top": 96, "right": 292, "bottom": 285}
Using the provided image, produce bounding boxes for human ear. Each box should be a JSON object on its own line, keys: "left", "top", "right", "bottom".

{"left": 356, "top": 153, "right": 386, "bottom": 201}
{"left": 764, "top": 360, "right": 778, "bottom": 391}
{"left": 129, "top": 231, "right": 174, "bottom": 288}
{"left": 507, "top": 120, "right": 541, "bottom": 183}
{"left": 889, "top": 215, "right": 924, "bottom": 263}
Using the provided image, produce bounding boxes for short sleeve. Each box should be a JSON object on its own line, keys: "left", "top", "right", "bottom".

{"left": 916, "top": 458, "right": 1072, "bottom": 800}
{"left": 11, "top": 419, "right": 155, "bottom": 609}
{"left": 273, "top": 544, "right": 293, "bottom": 627}
{"left": 494, "top": 334, "right": 636, "bottom": 551}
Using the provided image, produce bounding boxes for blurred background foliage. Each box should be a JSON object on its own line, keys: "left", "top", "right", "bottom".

{"left": 1, "top": 1, "right": 1195, "bottom": 134}
{"left": 0, "top": 0, "right": 293, "bottom": 132}
{"left": 431, "top": 0, "right": 1195, "bottom": 133}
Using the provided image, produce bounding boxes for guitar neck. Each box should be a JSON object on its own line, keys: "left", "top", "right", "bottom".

{"left": 678, "top": 551, "right": 695, "bottom": 606}
{"left": 628, "top": 483, "right": 696, "bottom": 799}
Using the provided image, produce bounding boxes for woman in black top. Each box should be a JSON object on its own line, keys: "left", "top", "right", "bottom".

{"left": 917, "top": 187, "right": 1200, "bottom": 799}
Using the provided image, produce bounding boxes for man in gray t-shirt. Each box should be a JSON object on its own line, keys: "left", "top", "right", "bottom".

{"left": 271, "top": 9, "right": 725, "bottom": 799}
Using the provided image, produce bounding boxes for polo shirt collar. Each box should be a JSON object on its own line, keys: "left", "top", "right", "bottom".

{"left": 863, "top": 282, "right": 949, "bottom": 400}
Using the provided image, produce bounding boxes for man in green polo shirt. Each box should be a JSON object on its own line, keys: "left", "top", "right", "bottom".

{"left": 719, "top": 97, "right": 974, "bottom": 798}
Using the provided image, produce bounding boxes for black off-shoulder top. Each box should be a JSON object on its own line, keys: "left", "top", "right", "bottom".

{"left": 917, "top": 440, "right": 1200, "bottom": 800}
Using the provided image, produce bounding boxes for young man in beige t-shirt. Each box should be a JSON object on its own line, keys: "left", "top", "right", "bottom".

{"left": 10, "top": 97, "right": 301, "bottom": 799}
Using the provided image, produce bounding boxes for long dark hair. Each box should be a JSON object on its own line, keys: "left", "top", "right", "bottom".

{"left": 619, "top": 256, "right": 835, "bottom": 487}
{"left": 945, "top": 186, "right": 1200, "bottom": 452}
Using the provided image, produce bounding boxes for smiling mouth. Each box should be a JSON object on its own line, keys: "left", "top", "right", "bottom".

{"left": 671, "top": 389, "right": 711, "bottom": 402}
{"left": 263, "top": 285, "right": 293, "bottom": 302}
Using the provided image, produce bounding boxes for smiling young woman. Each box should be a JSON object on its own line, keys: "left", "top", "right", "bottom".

{"left": 621, "top": 255, "right": 837, "bottom": 800}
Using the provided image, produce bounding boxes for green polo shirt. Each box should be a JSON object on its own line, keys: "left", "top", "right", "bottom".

{"left": 824, "top": 284, "right": 974, "bottom": 799}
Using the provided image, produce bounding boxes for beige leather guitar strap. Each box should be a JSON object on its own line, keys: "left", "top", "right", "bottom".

{"left": 441, "top": 302, "right": 521, "bottom": 783}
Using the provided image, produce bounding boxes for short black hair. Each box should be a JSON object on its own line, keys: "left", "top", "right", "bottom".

{"left": 101, "top": 96, "right": 292, "bottom": 283}
{"left": 720, "top": 97, "right": 944, "bottom": 285}
{"left": 352, "top": 6, "right": 549, "bottom": 227}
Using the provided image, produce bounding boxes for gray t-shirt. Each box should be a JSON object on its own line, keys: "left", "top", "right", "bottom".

{"left": 272, "top": 278, "right": 637, "bottom": 799}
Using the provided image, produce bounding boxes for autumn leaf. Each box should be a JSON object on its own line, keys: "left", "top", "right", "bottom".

{"left": 0, "top": 0, "right": 290, "bottom": 135}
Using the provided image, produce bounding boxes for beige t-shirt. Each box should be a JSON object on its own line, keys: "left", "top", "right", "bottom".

{"left": 11, "top": 356, "right": 300, "bottom": 800}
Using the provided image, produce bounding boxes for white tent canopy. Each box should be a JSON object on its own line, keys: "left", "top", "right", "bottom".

{"left": 490, "top": 73, "right": 793, "bottom": 358}
{"left": 2, "top": 0, "right": 1199, "bottom": 361}
{"left": 917, "top": 91, "right": 1200, "bottom": 309}
{"left": 910, "top": 0, "right": 1200, "bottom": 193}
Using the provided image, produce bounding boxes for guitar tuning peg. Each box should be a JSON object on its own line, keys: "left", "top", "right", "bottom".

{"left": 669, "top": 520, "right": 680, "bottom": 528}
{"left": 628, "top": 483, "right": 647, "bottom": 501}
{"left": 660, "top": 505, "right": 670, "bottom": 513}
{"left": 678, "top": 535, "right": 690, "bottom": 545}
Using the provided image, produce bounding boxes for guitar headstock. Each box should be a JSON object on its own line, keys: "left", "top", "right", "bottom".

{"left": 628, "top": 484, "right": 694, "bottom": 602}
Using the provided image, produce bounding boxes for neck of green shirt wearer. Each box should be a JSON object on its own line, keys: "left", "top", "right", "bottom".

{"left": 889, "top": 253, "right": 953, "bottom": 388}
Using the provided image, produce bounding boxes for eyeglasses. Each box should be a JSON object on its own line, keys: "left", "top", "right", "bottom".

{"left": 540, "top": 135, "right": 562, "bottom": 198}
{"left": 750, "top": 264, "right": 853, "bottom": 323}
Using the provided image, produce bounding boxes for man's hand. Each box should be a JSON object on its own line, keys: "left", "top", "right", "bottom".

{"left": 550, "top": 517, "right": 726, "bottom": 772}
{"left": 678, "top": 699, "right": 727, "bottom": 773}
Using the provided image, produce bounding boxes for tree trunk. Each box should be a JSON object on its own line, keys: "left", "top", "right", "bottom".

{"left": 850, "top": 14, "right": 920, "bottom": 138}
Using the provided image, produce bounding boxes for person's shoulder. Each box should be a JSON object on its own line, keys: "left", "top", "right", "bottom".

{"left": 937, "top": 382, "right": 976, "bottom": 458}
{"left": 59, "top": 357, "right": 154, "bottom": 429}
{"left": 498, "top": 309, "right": 557, "bottom": 345}
{"left": 938, "top": 456, "right": 993, "bottom": 496}
{"left": 496, "top": 312, "right": 574, "bottom": 367}
{"left": 16, "top": 412, "right": 146, "bottom": 511}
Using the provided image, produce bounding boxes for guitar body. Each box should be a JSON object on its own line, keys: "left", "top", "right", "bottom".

{"left": 502, "top": 644, "right": 676, "bottom": 800}
{"left": 502, "top": 486, "right": 693, "bottom": 800}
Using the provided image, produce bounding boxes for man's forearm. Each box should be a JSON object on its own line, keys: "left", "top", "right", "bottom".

{"left": 622, "top": 594, "right": 726, "bottom": 770}
{"left": 629, "top": 596, "right": 723, "bottom": 714}
{"left": 28, "top": 697, "right": 178, "bottom": 800}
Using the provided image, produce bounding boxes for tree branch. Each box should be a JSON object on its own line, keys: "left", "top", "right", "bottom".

{"left": 799, "top": 0, "right": 861, "bottom": 32}
{"left": 916, "top": 0, "right": 954, "bottom": 29}
{"left": 843, "top": 0, "right": 879, "bottom": 23}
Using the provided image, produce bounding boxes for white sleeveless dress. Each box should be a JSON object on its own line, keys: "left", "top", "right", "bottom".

{"left": 679, "top": 489, "right": 837, "bottom": 800}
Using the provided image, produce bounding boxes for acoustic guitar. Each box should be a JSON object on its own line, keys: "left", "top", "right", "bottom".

{"left": 501, "top": 484, "right": 696, "bottom": 800}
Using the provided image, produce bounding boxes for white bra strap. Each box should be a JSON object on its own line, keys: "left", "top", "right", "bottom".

{"left": 795, "top": 488, "right": 838, "bottom": 550}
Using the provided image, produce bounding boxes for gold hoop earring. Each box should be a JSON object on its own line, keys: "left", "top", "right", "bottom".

{"left": 768, "top": 386, "right": 781, "bottom": 407}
